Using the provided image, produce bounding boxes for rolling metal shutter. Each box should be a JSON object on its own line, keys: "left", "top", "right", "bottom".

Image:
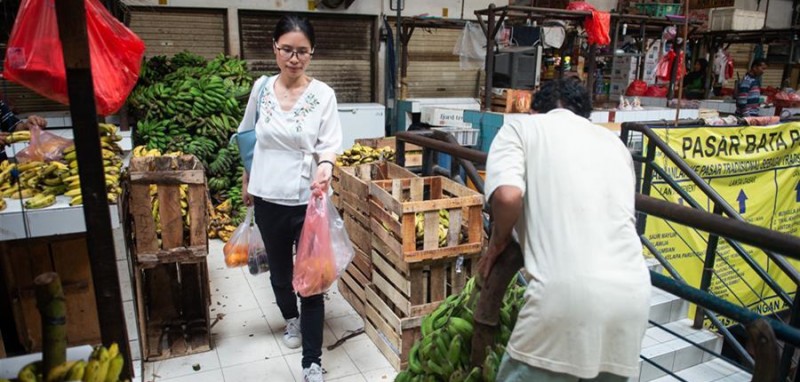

{"left": 128, "top": 8, "right": 227, "bottom": 59}
{"left": 239, "top": 11, "right": 375, "bottom": 103}
{"left": 0, "top": 43, "right": 70, "bottom": 114}
{"left": 395, "top": 25, "right": 482, "bottom": 99}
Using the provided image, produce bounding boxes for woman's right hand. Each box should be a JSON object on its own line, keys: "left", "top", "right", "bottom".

{"left": 242, "top": 172, "right": 253, "bottom": 206}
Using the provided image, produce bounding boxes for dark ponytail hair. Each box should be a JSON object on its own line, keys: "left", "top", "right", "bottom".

{"left": 273, "top": 15, "right": 316, "bottom": 48}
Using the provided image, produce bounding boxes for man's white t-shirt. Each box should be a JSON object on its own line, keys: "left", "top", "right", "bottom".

{"left": 238, "top": 75, "right": 342, "bottom": 206}
{"left": 485, "top": 109, "right": 651, "bottom": 378}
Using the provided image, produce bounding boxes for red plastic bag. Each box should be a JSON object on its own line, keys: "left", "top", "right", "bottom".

{"left": 15, "top": 125, "right": 73, "bottom": 163}
{"left": 645, "top": 85, "right": 668, "bottom": 97}
{"left": 293, "top": 191, "right": 355, "bottom": 297}
{"left": 3, "top": 0, "right": 145, "bottom": 115}
{"left": 566, "top": 1, "right": 596, "bottom": 11}
{"left": 585, "top": 11, "right": 611, "bottom": 46}
{"left": 656, "top": 51, "right": 685, "bottom": 82}
{"left": 626, "top": 80, "right": 648, "bottom": 96}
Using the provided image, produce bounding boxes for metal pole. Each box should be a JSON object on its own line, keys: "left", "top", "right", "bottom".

{"left": 54, "top": 0, "right": 131, "bottom": 379}
{"left": 395, "top": 3, "right": 402, "bottom": 132}
{"left": 674, "top": 0, "right": 690, "bottom": 126}
{"left": 483, "top": 4, "right": 496, "bottom": 112}
{"left": 694, "top": 203, "right": 723, "bottom": 329}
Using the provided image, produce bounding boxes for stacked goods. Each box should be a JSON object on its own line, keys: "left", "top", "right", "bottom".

{"left": 128, "top": 52, "right": 251, "bottom": 222}
{"left": 365, "top": 177, "right": 485, "bottom": 370}
{"left": 331, "top": 162, "right": 417, "bottom": 317}
{"left": 10, "top": 343, "right": 127, "bottom": 382}
{"left": 395, "top": 278, "right": 526, "bottom": 382}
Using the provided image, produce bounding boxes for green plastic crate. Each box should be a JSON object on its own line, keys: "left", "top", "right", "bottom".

{"left": 635, "top": 3, "right": 681, "bottom": 16}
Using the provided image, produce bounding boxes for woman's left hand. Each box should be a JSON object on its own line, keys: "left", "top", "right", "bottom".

{"left": 311, "top": 162, "right": 333, "bottom": 193}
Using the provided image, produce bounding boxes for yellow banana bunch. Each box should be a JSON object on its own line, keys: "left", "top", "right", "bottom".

{"left": 0, "top": 198, "right": 6, "bottom": 211}
{"left": 337, "top": 143, "right": 396, "bottom": 167}
{"left": 132, "top": 145, "right": 162, "bottom": 158}
{"left": 6, "top": 130, "right": 31, "bottom": 144}
{"left": 24, "top": 193, "right": 56, "bottom": 209}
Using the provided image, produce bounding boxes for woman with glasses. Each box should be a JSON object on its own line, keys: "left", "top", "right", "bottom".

{"left": 237, "top": 15, "right": 342, "bottom": 382}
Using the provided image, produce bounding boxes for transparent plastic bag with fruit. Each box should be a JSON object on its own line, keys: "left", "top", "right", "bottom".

{"left": 292, "top": 190, "right": 355, "bottom": 297}
{"left": 223, "top": 207, "right": 252, "bottom": 268}
{"left": 248, "top": 222, "right": 269, "bottom": 275}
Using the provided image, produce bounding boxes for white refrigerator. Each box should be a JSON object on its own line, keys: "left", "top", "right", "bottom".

{"left": 337, "top": 103, "right": 385, "bottom": 151}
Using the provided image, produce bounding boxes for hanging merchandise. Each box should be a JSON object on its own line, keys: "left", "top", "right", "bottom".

{"left": 713, "top": 49, "right": 734, "bottom": 85}
{"left": 625, "top": 80, "right": 648, "bottom": 96}
{"left": 662, "top": 26, "right": 677, "bottom": 42}
{"left": 585, "top": 11, "right": 611, "bottom": 46}
{"left": 453, "top": 22, "right": 486, "bottom": 70}
{"left": 293, "top": 191, "right": 355, "bottom": 297}
{"left": 656, "top": 50, "right": 685, "bottom": 82}
{"left": 3, "top": 0, "right": 145, "bottom": 115}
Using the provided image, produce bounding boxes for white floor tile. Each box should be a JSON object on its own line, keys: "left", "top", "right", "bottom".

{"left": 361, "top": 367, "right": 398, "bottom": 381}
{"left": 342, "top": 337, "right": 392, "bottom": 373}
{"left": 210, "top": 289, "right": 260, "bottom": 314}
{"left": 143, "top": 350, "right": 220, "bottom": 381}
{"left": 155, "top": 369, "right": 224, "bottom": 382}
{"left": 674, "top": 361, "right": 727, "bottom": 382}
{"left": 325, "top": 290, "right": 358, "bottom": 319}
{"left": 329, "top": 374, "right": 368, "bottom": 382}
{"left": 285, "top": 345, "right": 361, "bottom": 381}
{"left": 215, "top": 331, "right": 283, "bottom": 368}
{"left": 222, "top": 358, "right": 295, "bottom": 382}
{"left": 326, "top": 313, "right": 366, "bottom": 341}
{"left": 247, "top": 271, "right": 273, "bottom": 289}
{"left": 210, "top": 307, "right": 270, "bottom": 339}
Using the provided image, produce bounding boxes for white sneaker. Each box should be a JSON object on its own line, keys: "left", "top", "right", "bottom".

{"left": 283, "top": 317, "right": 302, "bottom": 349}
{"left": 303, "top": 363, "right": 324, "bottom": 382}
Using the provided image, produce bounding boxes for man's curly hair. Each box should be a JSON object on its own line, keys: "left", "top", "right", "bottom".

{"left": 531, "top": 78, "right": 593, "bottom": 118}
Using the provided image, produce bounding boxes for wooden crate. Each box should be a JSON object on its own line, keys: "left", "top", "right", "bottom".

{"left": 125, "top": 155, "right": 212, "bottom": 361}
{"left": 480, "top": 88, "right": 534, "bottom": 113}
{"left": 0, "top": 234, "right": 101, "bottom": 352}
{"left": 369, "top": 176, "right": 484, "bottom": 263}
{"left": 334, "top": 161, "right": 417, "bottom": 221}
{"left": 127, "top": 155, "right": 208, "bottom": 265}
{"left": 354, "top": 137, "right": 423, "bottom": 167}
{"left": 363, "top": 284, "right": 423, "bottom": 371}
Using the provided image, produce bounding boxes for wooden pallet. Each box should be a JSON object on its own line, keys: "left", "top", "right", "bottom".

{"left": 125, "top": 155, "right": 212, "bottom": 361}
{"left": 363, "top": 285, "right": 423, "bottom": 372}
{"left": 369, "top": 176, "right": 484, "bottom": 264}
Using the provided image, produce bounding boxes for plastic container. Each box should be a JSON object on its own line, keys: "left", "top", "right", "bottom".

{"left": 431, "top": 127, "right": 480, "bottom": 146}
{"left": 635, "top": 3, "right": 681, "bottom": 17}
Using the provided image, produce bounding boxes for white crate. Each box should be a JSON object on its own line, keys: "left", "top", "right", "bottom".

{"left": 432, "top": 127, "right": 480, "bottom": 146}
{"left": 420, "top": 107, "right": 472, "bottom": 128}
{"left": 711, "top": 8, "right": 765, "bottom": 31}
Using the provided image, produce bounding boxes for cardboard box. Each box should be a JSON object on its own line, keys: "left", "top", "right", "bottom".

{"left": 420, "top": 107, "right": 472, "bottom": 128}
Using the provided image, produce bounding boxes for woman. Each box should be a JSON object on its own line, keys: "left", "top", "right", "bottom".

{"left": 683, "top": 58, "right": 708, "bottom": 100}
{"left": 238, "top": 15, "right": 342, "bottom": 382}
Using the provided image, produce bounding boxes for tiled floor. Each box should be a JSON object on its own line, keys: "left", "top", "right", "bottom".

{"left": 142, "top": 240, "right": 397, "bottom": 382}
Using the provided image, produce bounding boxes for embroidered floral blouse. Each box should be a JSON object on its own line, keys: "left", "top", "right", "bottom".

{"left": 238, "top": 75, "right": 342, "bottom": 206}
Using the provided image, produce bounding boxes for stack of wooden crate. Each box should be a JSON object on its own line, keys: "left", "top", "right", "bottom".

{"left": 332, "top": 162, "right": 416, "bottom": 316}
{"left": 125, "top": 155, "right": 212, "bottom": 361}
{"left": 365, "top": 176, "right": 484, "bottom": 370}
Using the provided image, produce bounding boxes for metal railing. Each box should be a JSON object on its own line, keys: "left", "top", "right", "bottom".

{"left": 394, "top": 129, "right": 800, "bottom": 380}
{"left": 621, "top": 121, "right": 800, "bottom": 380}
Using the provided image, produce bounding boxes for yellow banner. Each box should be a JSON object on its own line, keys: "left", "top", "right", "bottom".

{"left": 645, "top": 122, "right": 800, "bottom": 325}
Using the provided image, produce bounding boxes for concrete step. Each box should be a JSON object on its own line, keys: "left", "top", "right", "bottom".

{"left": 649, "top": 287, "right": 689, "bottom": 326}
{"left": 648, "top": 358, "right": 751, "bottom": 382}
{"left": 635, "top": 319, "right": 724, "bottom": 382}
{"left": 647, "top": 257, "right": 664, "bottom": 274}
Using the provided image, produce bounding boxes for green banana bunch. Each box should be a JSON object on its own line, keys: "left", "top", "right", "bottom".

{"left": 397, "top": 277, "right": 526, "bottom": 382}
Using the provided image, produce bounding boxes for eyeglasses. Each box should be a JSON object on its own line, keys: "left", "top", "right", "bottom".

{"left": 274, "top": 42, "right": 313, "bottom": 61}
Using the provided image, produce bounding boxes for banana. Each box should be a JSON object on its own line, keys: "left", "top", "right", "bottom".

{"left": 9, "top": 188, "right": 38, "bottom": 199}
{"left": 25, "top": 193, "right": 56, "bottom": 209}
{"left": 46, "top": 360, "right": 77, "bottom": 382}
{"left": 65, "top": 188, "right": 83, "bottom": 197}
{"left": 0, "top": 198, "right": 5, "bottom": 211}
{"left": 7, "top": 130, "right": 31, "bottom": 143}
{"left": 83, "top": 359, "right": 100, "bottom": 382}
{"left": 70, "top": 195, "right": 83, "bottom": 206}
{"left": 17, "top": 361, "right": 41, "bottom": 382}
{"left": 66, "top": 360, "right": 86, "bottom": 381}
{"left": 104, "top": 353, "right": 123, "bottom": 382}
{"left": 64, "top": 151, "right": 77, "bottom": 162}
{"left": 17, "top": 161, "right": 45, "bottom": 172}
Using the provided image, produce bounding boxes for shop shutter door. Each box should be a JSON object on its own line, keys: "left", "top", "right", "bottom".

{"left": 239, "top": 11, "right": 374, "bottom": 103}
{"left": 729, "top": 44, "right": 782, "bottom": 88}
{"left": 128, "top": 8, "right": 227, "bottom": 59}
{"left": 392, "top": 24, "right": 481, "bottom": 98}
{"left": 0, "top": 44, "right": 69, "bottom": 114}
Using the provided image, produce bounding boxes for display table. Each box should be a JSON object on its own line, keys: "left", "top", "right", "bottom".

{"left": 0, "top": 197, "right": 121, "bottom": 241}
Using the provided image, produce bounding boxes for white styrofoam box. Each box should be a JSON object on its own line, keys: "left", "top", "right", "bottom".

{"left": 590, "top": 111, "right": 610, "bottom": 123}
{"left": 610, "top": 83, "right": 627, "bottom": 96}
{"left": 614, "top": 56, "right": 639, "bottom": 66}
{"left": 758, "top": 107, "right": 776, "bottom": 116}
{"left": 431, "top": 127, "right": 479, "bottom": 146}
{"left": 0, "top": 346, "right": 93, "bottom": 378}
{"left": 407, "top": 98, "right": 480, "bottom": 113}
{"left": 639, "top": 97, "right": 668, "bottom": 107}
{"left": 711, "top": 8, "right": 765, "bottom": 31}
{"left": 421, "top": 107, "right": 472, "bottom": 128}
{"left": 338, "top": 103, "right": 385, "bottom": 151}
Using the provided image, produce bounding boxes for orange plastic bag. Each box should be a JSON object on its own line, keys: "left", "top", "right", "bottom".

{"left": 292, "top": 191, "right": 355, "bottom": 297}
{"left": 3, "top": 0, "right": 145, "bottom": 115}
{"left": 15, "top": 125, "right": 73, "bottom": 163}
{"left": 223, "top": 207, "right": 252, "bottom": 268}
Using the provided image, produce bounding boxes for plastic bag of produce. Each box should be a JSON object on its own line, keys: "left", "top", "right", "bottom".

{"left": 292, "top": 190, "right": 354, "bottom": 297}
{"left": 223, "top": 207, "right": 252, "bottom": 268}
{"left": 15, "top": 125, "right": 73, "bottom": 163}
{"left": 3, "top": 0, "right": 145, "bottom": 115}
{"left": 247, "top": 222, "right": 269, "bottom": 275}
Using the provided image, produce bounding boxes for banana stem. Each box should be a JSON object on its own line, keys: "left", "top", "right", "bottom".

{"left": 35, "top": 272, "right": 67, "bottom": 377}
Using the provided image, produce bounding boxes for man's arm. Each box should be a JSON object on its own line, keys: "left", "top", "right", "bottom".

{"left": 479, "top": 186, "right": 524, "bottom": 279}
{"left": 0, "top": 100, "right": 21, "bottom": 133}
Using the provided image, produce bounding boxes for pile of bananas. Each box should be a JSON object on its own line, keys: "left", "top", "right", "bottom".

{"left": 336, "top": 143, "right": 396, "bottom": 167}
{"left": 4, "top": 130, "right": 31, "bottom": 144}
{"left": 10, "top": 343, "right": 126, "bottom": 382}
{"left": 396, "top": 277, "right": 526, "bottom": 382}
{"left": 62, "top": 124, "right": 124, "bottom": 206}
{"left": 128, "top": 52, "right": 250, "bottom": 205}
{"left": 414, "top": 209, "right": 461, "bottom": 248}
{"left": 208, "top": 198, "right": 237, "bottom": 242}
